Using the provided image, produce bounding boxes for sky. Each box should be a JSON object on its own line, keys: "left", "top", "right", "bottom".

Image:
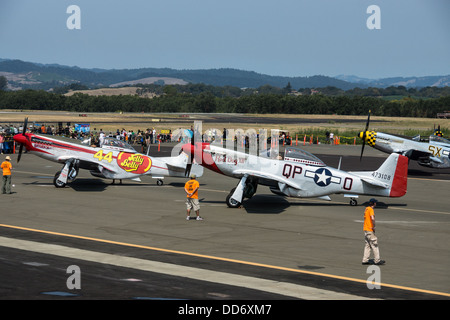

{"left": 0, "top": 0, "right": 449, "bottom": 79}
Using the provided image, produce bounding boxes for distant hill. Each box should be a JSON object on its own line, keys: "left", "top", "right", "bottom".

{"left": 1, "top": 58, "right": 449, "bottom": 91}
{"left": 0, "top": 59, "right": 354, "bottom": 90}
{"left": 335, "top": 74, "right": 450, "bottom": 88}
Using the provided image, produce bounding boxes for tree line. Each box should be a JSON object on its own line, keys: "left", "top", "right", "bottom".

{"left": 134, "top": 82, "right": 450, "bottom": 98}
{"left": 49, "top": 81, "right": 450, "bottom": 98}
{"left": 0, "top": 85, "right": 449, "bottom": 118}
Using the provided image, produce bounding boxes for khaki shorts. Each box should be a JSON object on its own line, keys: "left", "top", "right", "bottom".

{"left": 186, "top": 198, "right": 200, "bottom": 211}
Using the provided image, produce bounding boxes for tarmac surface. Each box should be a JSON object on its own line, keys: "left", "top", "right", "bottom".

{"left": 1, "top": 142, "right": 449, "bottom": 304}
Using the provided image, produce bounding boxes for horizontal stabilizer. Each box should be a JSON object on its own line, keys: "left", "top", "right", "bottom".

{"left": 359, "top": 177, "right": 389, "bottom": 189}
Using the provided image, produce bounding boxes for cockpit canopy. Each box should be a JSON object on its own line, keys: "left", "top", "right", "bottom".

{"left": 283, "top": 147, "right": 326, "bottom": 166}
{"left": 101, "top": 137, "right": 136, "bottom": 152}
{"left": 429, "top": 135, "right": 450, "bottom": 146}
{"left": 258, "top": 146, "right": 325, "bottom": 166}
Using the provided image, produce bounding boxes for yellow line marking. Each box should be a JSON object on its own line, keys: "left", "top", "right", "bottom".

{"left": 1, "top": 223, "right": 449, "bottom": 298}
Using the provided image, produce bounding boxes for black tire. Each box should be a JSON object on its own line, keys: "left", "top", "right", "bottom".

{"left": 225, "top": 188, "right": 241, "bottom": 208}
{"left": 53, "top": 171, "right": 67, "bottom": 188}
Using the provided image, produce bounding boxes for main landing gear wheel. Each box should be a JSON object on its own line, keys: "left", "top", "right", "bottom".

{"left": 349, "top": 199, "right": 358, "bottom": 206}
{"left": 226, "top": 188, "right": 241, "bottom": 208}
{"left": 53, "top": 171, "right": 66, "bottom": 188}
{"left": 157, "top": 179, "right": 164, "bottom": 186}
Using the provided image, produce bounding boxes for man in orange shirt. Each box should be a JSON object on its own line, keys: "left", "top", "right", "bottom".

{"left": 1, "top": 155, "right": 13, "bottom": 194}
{"left": 184, "top": 174, "right": 202, "bottom": 221}
{"left": 362, "top": 198, "right": 385, "bottom": 265}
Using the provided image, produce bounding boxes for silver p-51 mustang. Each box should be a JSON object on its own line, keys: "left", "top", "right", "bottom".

{"left": 183, "top": 141, "right": 408, "bottom": 207}
{"left": 359, "top": 111, "right": 450, "bottom": 169}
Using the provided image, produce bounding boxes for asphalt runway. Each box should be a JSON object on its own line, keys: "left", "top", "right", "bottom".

{"left": 1, "top": 143, "right": 449, "bottom": 303}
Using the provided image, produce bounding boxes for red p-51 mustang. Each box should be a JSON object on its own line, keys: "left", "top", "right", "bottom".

{"left": 13, "top": 118, "right": 202, "bottom": 188}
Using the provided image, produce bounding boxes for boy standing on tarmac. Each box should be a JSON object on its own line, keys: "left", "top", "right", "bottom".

{"left": 184, "top": 174, "right": 203, "bottom": 221}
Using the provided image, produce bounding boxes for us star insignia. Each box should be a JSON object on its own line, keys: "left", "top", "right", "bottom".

{"left": 305, "top": 168, "right": 341, "bottom": 187}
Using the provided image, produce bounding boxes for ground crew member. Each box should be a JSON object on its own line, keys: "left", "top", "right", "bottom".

{"left": 1, "top": 155, "right": 13, "bottom": 194}
{"left": 362, "top": 198, "right": 385, "bottom": 265}
{"left": 184, "top": 174, "right": 202, "bottom": 221}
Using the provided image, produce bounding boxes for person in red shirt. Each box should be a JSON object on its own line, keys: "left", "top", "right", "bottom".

{"left": 362, "top": 198, "right": 385, "bottom": 265}
{"left": 0, "top": 134, "right": 4, "bottom": 154}
{"left": 1, "top": 156, "right": 13, "bottom": 194}
{"left": 184, "top": 174, "right": 202, "bottom": 221}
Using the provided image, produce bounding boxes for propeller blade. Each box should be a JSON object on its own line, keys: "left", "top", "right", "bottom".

{"left": 185, "top": 163, "right": 192, "bottom": 177}
{"left": 17, "top": 117, "right": 28, "bottom": 163}
{"left": 23, "top": 117, "right": 28, "bottom": 135}
{"left": 360, "top": 141, "right": 365, "bottom": 161}
{"left": 185, "top": 132, "right": 195, "bottom": 177}
{"left": 17, "top": 144, "right": 23, "bottom": 163}
{"left": 360, "top": 110, "right": 371, "bottom": 161}
{"left": 365, "top": 110, "right": 371, "bottom": 132}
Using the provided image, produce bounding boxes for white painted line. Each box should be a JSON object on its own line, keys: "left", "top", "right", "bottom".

{"left": 0, "top": 236, "right": 373, "bottom": 300}
{"left": 23, "top": 262, "right": 49, "bottom": 267}
{"left": 354, "top": 220, "right": 440, "bottom": 226}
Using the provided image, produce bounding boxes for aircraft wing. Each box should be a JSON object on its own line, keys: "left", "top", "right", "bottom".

{"left": 402, "top": 149, "right": 432, "bottom": 160}
{"left": 56, "top": 155, "right": 119, "bottom": 173}
{"left": 232, "top": 169, "right": 302, "bottom": 190}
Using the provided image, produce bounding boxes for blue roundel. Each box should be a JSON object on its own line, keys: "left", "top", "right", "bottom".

{"left": 314, "top": 168, "right": 332, "bottom": 187}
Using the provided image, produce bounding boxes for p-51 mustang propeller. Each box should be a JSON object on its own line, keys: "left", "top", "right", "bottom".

{"left": 13, "top": 118, "right": 202, "bottom": 188}
{"left": 183, "top": 141, "right": 408, "bottom": 207}
{"left": 359, "top": 111, "right": 450, "bottom": 168}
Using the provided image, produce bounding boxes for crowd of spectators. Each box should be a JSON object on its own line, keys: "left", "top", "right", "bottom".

{"left": 0, "top": 123, "right": 172, "bottom": 154}
{"left": 1, "top": 122, "right": 295, "bottom": 155}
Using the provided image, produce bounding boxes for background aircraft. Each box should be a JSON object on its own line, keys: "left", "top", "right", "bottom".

{"left": 183, "top": 142, "right": 408, "bottom": 207}
{"left": 13, "top": 118, "right": 202, "bottom": 188}
{"left": 359, "top": 112, "right": 450, "bottom": 169}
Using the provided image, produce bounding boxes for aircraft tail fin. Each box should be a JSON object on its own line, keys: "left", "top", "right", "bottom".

{"left": 372, "top": 153, "right": 408, "bottom": 197}
{"left": 158, "top": 152, "right": 204, "bottom": 178}
{"left": 386, "top": 154, "right": 409, "bottom": 197}
{"left": 353, "top": 153, "right": 408, "bottom": 197}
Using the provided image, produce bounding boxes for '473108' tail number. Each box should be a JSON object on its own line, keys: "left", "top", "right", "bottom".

{"left": 372, "top": 171, "right": 391, "bottom": 181}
